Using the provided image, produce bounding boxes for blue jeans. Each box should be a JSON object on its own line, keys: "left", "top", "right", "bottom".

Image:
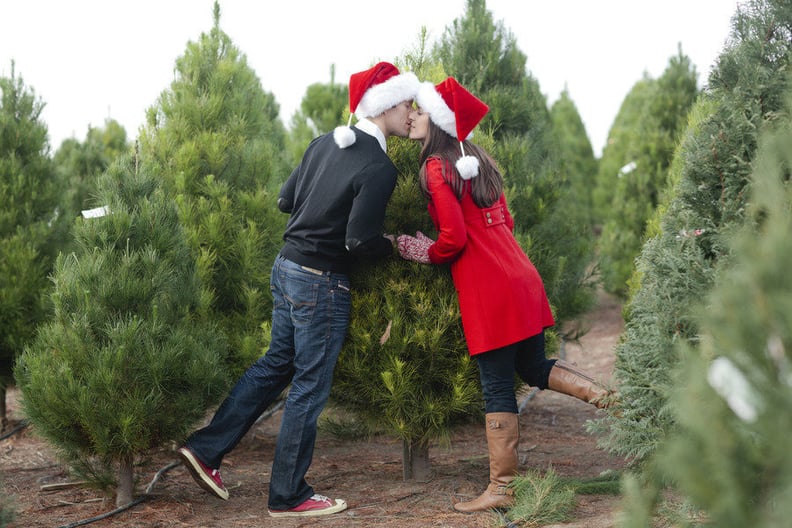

{"left": 475, "top": 331, "right": 555, "bottom": 414}
{"left": 185, "top": 255, "right": 351, "bottom": 510}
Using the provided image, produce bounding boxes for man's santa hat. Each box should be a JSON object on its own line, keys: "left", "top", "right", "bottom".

{"left": 334, "top": 62, "right": 419, "bottom": 148}
{"left": 415, "top": 77, "right": 489, "bottom": 179}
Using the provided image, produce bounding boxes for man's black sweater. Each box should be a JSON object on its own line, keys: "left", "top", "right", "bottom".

{"left": 277, "top": 127, "right": 397, "bottom": 274}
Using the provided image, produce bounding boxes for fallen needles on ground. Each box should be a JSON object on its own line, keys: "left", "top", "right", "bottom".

{"left": 55, "top": 461, "right": 180, "bottom": 528}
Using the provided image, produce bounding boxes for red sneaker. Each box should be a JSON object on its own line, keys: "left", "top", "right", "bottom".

{"left": 177, "top": 446, "right": 229, "bottom": 500}
{"left": 268, "top": 494, "right": 348, "bottom": 517}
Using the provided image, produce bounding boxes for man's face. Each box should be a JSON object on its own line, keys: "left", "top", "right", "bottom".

{"left": 383, "top": 100, "right": 415, "bottom": 138}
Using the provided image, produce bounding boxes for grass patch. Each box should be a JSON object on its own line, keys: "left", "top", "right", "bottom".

{"left": 560, "top": 469, "right": 622, "bottom": 495}
{"left": 503, "top": 468, "right": 622, "bottom": 526}
{"left": 506, "top": 467, "right": 576, "bottom": 526}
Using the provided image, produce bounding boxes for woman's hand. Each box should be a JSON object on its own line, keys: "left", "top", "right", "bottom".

{"left": 397, "top": 231, "right": 434, "bottom": 264}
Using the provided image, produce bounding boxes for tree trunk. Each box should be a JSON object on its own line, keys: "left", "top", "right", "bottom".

{"left": 0, "top": 385, "right": 6, "bottom": 431}
{"left": 116, "top": 454, "right": 135, "bottom": 507}
{"left": 402, "top": 439, "right": 432, "bottom": 482}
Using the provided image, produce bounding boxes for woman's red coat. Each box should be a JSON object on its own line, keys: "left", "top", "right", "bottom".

{"left": 424, "top": 158, "right": 555, "bottom": 356}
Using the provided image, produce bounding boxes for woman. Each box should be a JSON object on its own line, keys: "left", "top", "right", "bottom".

{"left": 397, "top": 77, "right": 614, "bottom": 513}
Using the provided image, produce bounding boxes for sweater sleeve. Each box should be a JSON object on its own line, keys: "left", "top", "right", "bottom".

{"left": 345, "top": 162, "right": 398, "bottom": 257}
{"left": 277, "top": 166, "right": 299, "bottom": 213}
{"left": 425, "top": 159, "right": 467, "bottom": 264}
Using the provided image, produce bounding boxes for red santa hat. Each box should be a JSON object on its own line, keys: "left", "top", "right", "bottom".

{"left": 333, "top": 62, "right": 419, "bottom": 148}
{"left": 415, "top": 77, "right": 489, "bottom": 179}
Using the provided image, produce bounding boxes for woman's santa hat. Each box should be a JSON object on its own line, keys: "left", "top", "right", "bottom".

{"left": 415, "top": 77, "right": 489, "bottom": 179}
{"left": 334, "top": 62, "right": 419, "bottom": 148}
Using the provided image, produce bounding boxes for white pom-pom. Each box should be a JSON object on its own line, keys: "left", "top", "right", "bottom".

{"left": 333, "top": 126, "right": 356, "bottom": 148}
{"left": 456, "top": 155, "right": 480, "bottom": 180}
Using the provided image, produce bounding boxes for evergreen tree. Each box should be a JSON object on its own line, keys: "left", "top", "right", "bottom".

{"left": 138, "top": 2, "right": 290, "bottom": 376}
{"left": 621, "top": 80, "right": 792, "bottom": 528}
{"left": 287, "top": 64, "right": 348, "bottom": 162}
{"left": 591, "top": 0, "right": 791, "bottom": 472}
{"left": 596, "top": 49, "right": 698, "bottom": 296}
{"left": 53, "top": 118, "right": 130, "bottom": 224}
{"left": 592, "top": 76, "right": 655, "bottom": 225}
{"left": 331, "top": 134, "right": 482, "bottom": 480}
{"left": 0, "top": 64, "right": 58, "bottom": 427}
{"left": 550, "top": 88, "right": 598, "bottom": 233}
{"left": 16, "top": 157, "right": 227, "bottom": 507}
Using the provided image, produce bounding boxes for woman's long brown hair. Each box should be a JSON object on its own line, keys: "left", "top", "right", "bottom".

{"left": 418, "top": 119, "right": 503, "bottom": 208}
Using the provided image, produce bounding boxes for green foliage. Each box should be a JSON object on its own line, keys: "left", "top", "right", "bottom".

{"left": 593, "top": 78, "right": 655, "bottom": 223}
{"left": 550, "top": 88, "right": 598, "bottom": 231}
{"left": 596, "top": 49, "right": 699, "bottom": 296}
{"left": 434, "top": 0, "right": 527, "bottom": 98}
{"left": 332, "top": 138, "right": 482, "bottom": 451}
{"left": 0, "top": 65, "right": 58, "bottom": 389}
{"left": 16, "top": 157, "right": 228, "bottom": 493}
{"left": 138, "top": 2, "right": 289, "bottom": 376}
{"left": 506, "top": 467, "right": 577, "bottom": 526}
{"left": 53, "top": 119, "right": 130, "bottom": 222}
{"left": 287, "top": 64, "right": 348, "bottom": 162}
{"left": 591, "top": 0, "right": 792, "bottom": 476}
{"left": 620, "top": 79, "right": 792, "bottom": 528}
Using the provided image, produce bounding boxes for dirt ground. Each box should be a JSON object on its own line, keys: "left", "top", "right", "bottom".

{"left": 1, "top": 290, "right": 626, "bottom": 528}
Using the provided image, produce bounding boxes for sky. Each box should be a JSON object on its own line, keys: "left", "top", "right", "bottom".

{"left": 1, "top": 0, "right": 741, "bottom": 158}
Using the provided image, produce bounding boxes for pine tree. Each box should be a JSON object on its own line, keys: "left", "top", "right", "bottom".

{"left": 620, "top": 79, "right": 792, "bottom": 528}
{"left": 596, "top": 48, "right": 698, "bottom": 296}
{"left": 550, "top": 88, "right": 598, "bottom": 233}
{"left": 287, "top": 64, "right": 348, "bottom": 162}
{"left": 138, "top": 2, "right": 290, "bottom": 376}
{"left": 53, "top": 118, "right": 130, "bottom": 224}
{"left": 331, "top": 136, "right": 482, "bottom": 481}
{"left": 16, "top": 156, "right": 228, "bottom": 507}
{"left": 592, "top": 77, "right": 655, "bottom": 224}
{"left": 591, "top": 0, "right": 792, "bottom": 471}
{"left": 0, "top": 64, "right": 59, "bottom": 427}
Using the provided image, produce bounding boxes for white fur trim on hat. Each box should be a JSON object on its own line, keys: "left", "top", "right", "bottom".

{"left": 416, "top": 81, "right": 457, "bottom": 137}
{"left": 355, "top": 72, "right": 419, "bottom": 118}
{"left": 456, "top": 155, "right": 479, "bottom": 180}
{"left": 333, "top": 125, "right": 356, "bottom": 148}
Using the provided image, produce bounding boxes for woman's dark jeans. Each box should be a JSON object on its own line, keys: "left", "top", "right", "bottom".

{"left": 475, "top": 331, "right": 556, "bottom": 414}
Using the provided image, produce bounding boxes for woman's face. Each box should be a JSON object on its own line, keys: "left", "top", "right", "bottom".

{"left": 408, "top": 107, "right": 430, "bottom": 142}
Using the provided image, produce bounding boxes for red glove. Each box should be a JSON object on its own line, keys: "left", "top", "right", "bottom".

{"left": 397, "top": 231, "right": 434, "bottom": 264}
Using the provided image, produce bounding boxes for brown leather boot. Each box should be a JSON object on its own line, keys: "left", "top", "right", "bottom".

{"left": 454, "top": 412, "right": 519, "bottom": 513}
{"left": 547, "top": 359, "right": 616, "bottom": 409}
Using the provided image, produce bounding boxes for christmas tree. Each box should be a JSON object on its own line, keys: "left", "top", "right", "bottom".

{"left": 332, "top": 138, "right": 482, "bottom": 480}
{"left": 16, "top": 156, "right": 227, "bottom": 506}
{"left": 621, "top": 80, "right": 792, "bottom": 528}
{"left": 596, "top": 48, "right": 699, "bottom": 296}
{"left": 138, "top": 2, "right": 290, "bottom": 377}
{"left": 592, "top": 0, "right": 792, "bottom": 475}
{"left": 0, "top": 64, "right": 59, "bottom": 428}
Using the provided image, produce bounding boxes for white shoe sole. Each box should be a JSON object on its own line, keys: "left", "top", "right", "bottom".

{"left": 268, "top": 499, "right": 347, "bottom": 517}
{"left": 177, "top": 447, "right": 229, "bottom": 500}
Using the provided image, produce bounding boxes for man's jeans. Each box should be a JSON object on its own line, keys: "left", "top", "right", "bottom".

{"left": 185, "top": 255, "right": 351, "bottom": 510}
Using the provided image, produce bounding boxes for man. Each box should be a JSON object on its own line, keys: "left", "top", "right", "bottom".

{"left": 177, "top": 62, "right": 418, "bottom": 518}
